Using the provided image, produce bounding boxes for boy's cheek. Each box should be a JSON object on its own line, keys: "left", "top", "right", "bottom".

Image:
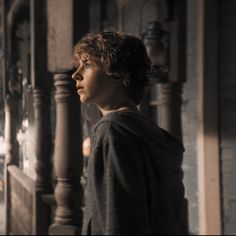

{"left": 79, "top": 94, "right": 88, "bottom": 103}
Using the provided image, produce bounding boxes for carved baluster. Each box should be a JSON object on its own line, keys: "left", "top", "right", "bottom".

{"left": 30, "top": 0, "right": 54, "bottom": 233}
{"left": 33, "top": 89, "right": 53, "bottom": 234}
{"left": 49, "top": 72, "right": 83, "bottom": 235}
{"left": 33, "top": 89, "right": 53, "bottom": 192}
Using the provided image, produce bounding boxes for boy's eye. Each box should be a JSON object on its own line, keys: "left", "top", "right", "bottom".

{"left": 85, "top": 63, "right": 92, "bottom": 68}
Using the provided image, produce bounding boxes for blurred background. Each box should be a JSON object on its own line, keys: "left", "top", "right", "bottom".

{"left": 0, "top": 0, "right": 235, "bottom": 235}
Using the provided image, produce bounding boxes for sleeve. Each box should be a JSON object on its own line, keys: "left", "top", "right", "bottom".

{"left": 92, "top": 126, "right": 149, "bottom": 235}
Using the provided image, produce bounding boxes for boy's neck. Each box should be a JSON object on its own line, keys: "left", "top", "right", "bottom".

{"left": 98, "top": 99, "right": 139, "bottom": 116}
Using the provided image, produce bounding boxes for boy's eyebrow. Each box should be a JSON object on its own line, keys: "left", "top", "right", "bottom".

{"left": 82, "top": 58, "right": 99, "bottom": 65}
{"left": 72, "top": 61, "right": 80, "bottom": 67}
{"left": 72, "top": 58, "right": 93, "bottom": 68}
{"left": 82, "top": 59, "right": 90, "bottom": 62}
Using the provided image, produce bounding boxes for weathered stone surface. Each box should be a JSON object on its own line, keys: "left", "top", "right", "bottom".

{"left": 8, "top": 167, "right": 34, "bottom": 235}
{"left": 181, "top": 0, "right": 199, "bottom": 234}
{"left": 47, "top": 0, "right": 74, "bottom": 72}
{"left": 219, "top": 0, "right": 236, "bottom": 234}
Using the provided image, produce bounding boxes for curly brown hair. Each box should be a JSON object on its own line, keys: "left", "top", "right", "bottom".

{"left": 73, "top": 32, "right": 151, "bottom": 104}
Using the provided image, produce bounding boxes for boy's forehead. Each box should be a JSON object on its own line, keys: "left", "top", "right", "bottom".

{"left": 73, "top": 53, "right": 101, "bottom": 68}
{"left": 76, "top": 53, "right": 98, "bottom": 62}
{"left": 80, "top": 53, "right": 90, "bottom": 60}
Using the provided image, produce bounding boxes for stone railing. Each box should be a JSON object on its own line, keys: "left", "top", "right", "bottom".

{"left": 7, "top": 165, "right": 35, "bottom": 235}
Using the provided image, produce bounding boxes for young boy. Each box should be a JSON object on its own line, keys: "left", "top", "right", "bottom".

{"left": 72, "top": 32, "right": 185, "bottom": 235}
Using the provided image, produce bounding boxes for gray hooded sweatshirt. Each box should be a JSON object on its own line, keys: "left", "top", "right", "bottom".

{"left": 82, "top": 111, "right": 185, "bottom": 235}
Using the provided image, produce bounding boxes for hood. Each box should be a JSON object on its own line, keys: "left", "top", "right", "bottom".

{"left": 98, "top": 111, "right": 185, "bottom": 156}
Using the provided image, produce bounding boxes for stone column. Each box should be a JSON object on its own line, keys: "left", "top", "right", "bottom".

{"left": 33, "top": 89, "right": 53, "bottom": 235}
{"left": 4, "top": 94, "right": 19, "bottom": 234}
{"left": 30, "top": 0, "right": 54, "bottom": 234}
{"left": 49, "top": 72, "right": 83, "bottom": 235}
{"left": 157, "top": 1, "right": 187, "bottom": 233}
{"left": 46, "top": 1, "right": 88, "bottom": 234}
{"left": 4, "top": 95, "right": 18, "bottom": 166}
{"left": 159, "top": 82, "right": 183, "bottom": 141}
{"left": 33, "top": 89, "right": 52, "bottom": 192}
{"left": 31, "top": 0, "right": 53, "bottom": 193}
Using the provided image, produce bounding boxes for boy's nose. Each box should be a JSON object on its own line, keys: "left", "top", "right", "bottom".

{"left": 72, "top": 70, "right": 83, "bottom": 81}
{"left": 72, "top": 71, "right": 78, "bottom": 80}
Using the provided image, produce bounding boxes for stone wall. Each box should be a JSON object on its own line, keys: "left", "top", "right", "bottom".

{"left": 181, "top": 0, "right": 199, "bottom": 234}
{"left": 219, "top": 0, "right": 236, "bottom": 234}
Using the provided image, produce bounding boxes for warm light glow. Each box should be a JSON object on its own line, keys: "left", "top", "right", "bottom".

{"left": 0, "top": 136, "right": 5, "bottom": 155}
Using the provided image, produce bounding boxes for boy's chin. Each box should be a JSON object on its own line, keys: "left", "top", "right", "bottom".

{"left": 79, "top": 96, "right": 93, "bottom": 104}
{"left": 78, "top": 94, "right": 100, "bottom": 105}
{"left": 79, "top": 98, "right": 89, "bottom": 104}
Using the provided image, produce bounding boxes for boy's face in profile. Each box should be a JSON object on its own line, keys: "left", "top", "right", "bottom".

{"left": 72, "top": 54, "right": 118, "bottom": 105}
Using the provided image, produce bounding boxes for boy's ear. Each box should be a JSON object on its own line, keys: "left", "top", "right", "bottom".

{"left": 108, "top": 74, "right": 122, "bottom": 86}
{"left": 113, "top": 79, "right": 123, "bottom": 87}
{"left": 112, "top": 74, "right": 129, "bottom": 87}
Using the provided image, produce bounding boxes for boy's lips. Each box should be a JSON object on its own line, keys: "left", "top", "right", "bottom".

{"left": 77, "top": 87, "right": 85, "bottom": 94}
{"left": 76, "top": 86, "right": 84, "bottom": 91}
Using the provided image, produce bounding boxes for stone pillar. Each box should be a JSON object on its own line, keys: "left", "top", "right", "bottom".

{"left": 31, "top": 0, "right": 53, "bottom": 192}
{"left": 33, "top": 89, "right": 52, "bottom": 192}
{"left": 159, "top": 82, "right": 183, "bottom": 141}
{"left": 49, "top": 72, "right": 83, "bottom": 235}
{"left": 46, "top": 1, "right": 89, "bottom": 234}
{"left": 4, "top": 95, "right": 18, "bottom": 166}
{"left": 30, "top": 0, "right": 54, "bottom": 234}
{"left": 159, "top": 0, "right": 186, "bottom": 142}
{"left": 196, "top": 1, "right": 221, "bottom": 234}
{"left": 4, "top": 94, "right": 19, "bottom": 234}
{"left": 33, "top": 89, "right": 53, "bottom": 235}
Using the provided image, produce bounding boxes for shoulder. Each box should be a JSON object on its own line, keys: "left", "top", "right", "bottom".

{"left": 91, "top": 112, "right": 143, "bottom": 150}
{"left": 92, "top": 119, "right": 131, "bottom": 144}
{"left": 89, "top": 118, "right": 142, "bottom": 171}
